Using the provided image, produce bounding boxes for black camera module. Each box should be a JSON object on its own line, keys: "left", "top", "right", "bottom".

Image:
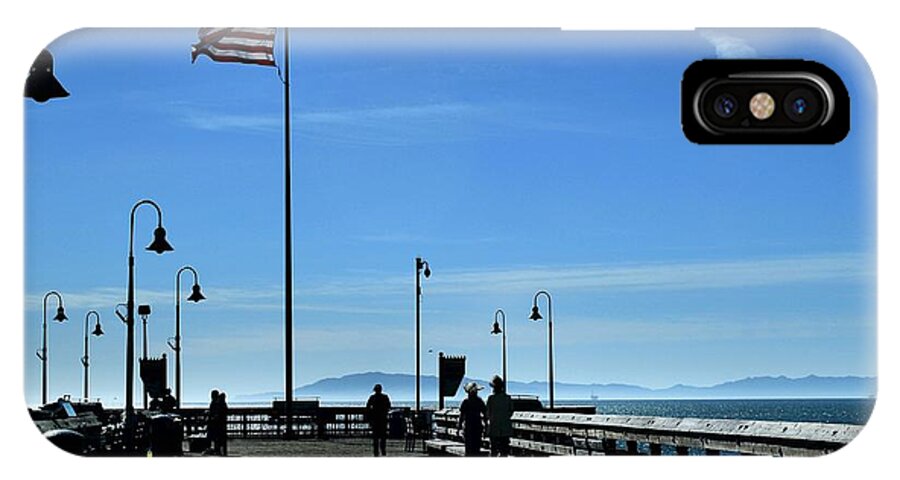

{"left": 713, "top": 93, "right": 738, "bottom": 118}
{"left": 783, "top": 88, "right": 820, "bottom": 123}
{"left": 683, "top": 60, "right": 848, "bottom": 143}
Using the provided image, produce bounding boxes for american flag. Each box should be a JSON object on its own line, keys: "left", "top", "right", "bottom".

{"left": 191, "top": 28, "right": 277, "bottom": 67}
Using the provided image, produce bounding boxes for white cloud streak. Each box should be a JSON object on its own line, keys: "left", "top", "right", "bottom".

{"left": 25, "top": 253, "right": 870, "bottom": 313}
{"left": 699, "top": 30, "right": 758, "bottom": 59}
{"left": 303, "top": 253, "right": 871, "bottom": 297}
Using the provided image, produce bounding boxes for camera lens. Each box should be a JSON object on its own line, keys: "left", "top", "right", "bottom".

{"left": 791, "top": 98, "right": 808, "bottom": 115}
{"left": 713, "top": 94, "right": 738, "bottom": 118}
{"left": 784, "top": 88, "right": 820, "bottom": 123}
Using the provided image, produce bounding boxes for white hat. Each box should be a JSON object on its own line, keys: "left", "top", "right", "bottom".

{"left": 463, "top": 382, "right": 483, "bottom": 394}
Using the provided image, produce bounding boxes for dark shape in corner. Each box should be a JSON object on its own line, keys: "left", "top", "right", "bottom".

{"left": 25, "top": 49, "right": 69, "bottom": 103}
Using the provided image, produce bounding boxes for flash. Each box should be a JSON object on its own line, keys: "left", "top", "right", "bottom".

{"left": 749, "top": 92, "right": 776, "bottom": 120}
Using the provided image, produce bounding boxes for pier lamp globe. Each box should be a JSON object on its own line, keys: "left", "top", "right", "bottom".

{"left": 529, "top": 306, "right": 542, "bottom": 321}
{"left": 92, "top": 319, "right": 104, "bottom": 337}
{"left": 53, "top": 305, "right": 68, "bottom": 322}
{"left": 491, "top": 320, "right": 502, "bottom": 335}
{"left": 146, "top": 226, "right": 174, "bottom": 254}
{"left": 187, "top": 283, "right": 206, "bottom": 303}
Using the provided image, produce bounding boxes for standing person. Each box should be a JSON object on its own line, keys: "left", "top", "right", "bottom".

{"left": 366, "top": 383, "right": 391, "bottom": 456}
{"left": 486, "top": 375, "right": 514, "bottom": 457}
{"left": 160, "top": 388, "right": 177, "bottom": 413}
{"left": 206, "top": 389, "right": 220, "bottom": 455}
{"left": 457, "top": 382, "right": 487, "bottom": 456}
{"left": 216, "top": 392, "right": 229, "bottom": 456}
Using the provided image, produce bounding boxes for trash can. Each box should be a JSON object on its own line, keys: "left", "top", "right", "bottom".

{"left": 149, "top": 414, "right": 184, "bottom": 456}
{"left": 388, "top": 410, "right": 406, "bottom": 439}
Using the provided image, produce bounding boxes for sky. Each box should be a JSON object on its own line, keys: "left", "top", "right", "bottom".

{"left": 23, "top": 28, "right": 876, "bottom": 406}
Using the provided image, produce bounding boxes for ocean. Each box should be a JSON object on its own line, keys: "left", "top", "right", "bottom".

{"left": 189, "top": 398, "right": 875, "bottom": 426}
{"left": 348, "top": 398, "right": 876, "bottom": 425}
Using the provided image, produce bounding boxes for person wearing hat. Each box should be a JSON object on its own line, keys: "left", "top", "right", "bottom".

{"left": 366, "top": 383, "right": 392, "bottom": 456}
{"left": 486, "top": 375, "right": 514, "bottom": 456}
{"left": 458, "top": 381, "right": 487, "bottom": 456}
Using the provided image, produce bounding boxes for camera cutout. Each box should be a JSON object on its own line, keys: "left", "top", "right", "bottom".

{"left": 682, "top": 60, "right": 849, "bottom": 144}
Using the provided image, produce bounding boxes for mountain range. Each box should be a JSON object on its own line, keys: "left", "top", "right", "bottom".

{"left": 236, "top": 372, "right": 876, "bottom": 402}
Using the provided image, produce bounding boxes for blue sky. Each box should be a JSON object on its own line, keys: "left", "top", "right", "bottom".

{"left": 23, "top": 29, "right": 876, "bottom": 405}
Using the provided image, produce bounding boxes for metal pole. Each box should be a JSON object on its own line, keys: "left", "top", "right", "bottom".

{"left": 142, "top": 313, "right": 149, "bottom": 409}
{"left": 415, "top": 257, "right": 422, "bottom": 413}
{"left": 84, "top": 313, "right": 90, "bottom": 400}
{"left": 39, "top": 292, "right": 61, "bottom": 405}
{"left": 438, "top": 351, "right": 444, "bottom": 410}
{"left": 41, "top": 297, "right": 48, "bottom": 405}
{"left": 548, "top": 297, "right": 554, "bottom": 409}
{"left": 533, "top": 291, "right": 554, "bottom": 409}
{"left": 82, "top": 311, "right": 94, "bottom": 400}
{"left": 502, "top": 313, "right": 508, "bottom": 384}
{"left": 171, "top": 265, "right": 202, "bottom": 409}
{"left": 283, "top": 26, "right": 294, "bottom": 439}
{"left": 126, "top": 251, "right": 135, "bottom": 419}
{"left": 126, "top": 199, "right": 165, "bottom": 447}
{"left": 175, "top": 272, "right": 181, "bottom": 408}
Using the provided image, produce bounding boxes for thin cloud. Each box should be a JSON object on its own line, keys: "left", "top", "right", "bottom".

{"left": 165, "top": 100, "right": 613, "bottom": 146}
{"left": 302, "top": 253, "right": 871, "bottom": 297}
{"left": 699, "top": 30, "right": 758, "bottom": 59}
{"left": 25, "top": 253, "right": 870, "bottom": 311}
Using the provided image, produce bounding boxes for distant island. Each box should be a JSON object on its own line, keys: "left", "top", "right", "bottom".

{"left": 236, "top": 372, "right": 876, "bottom": 402}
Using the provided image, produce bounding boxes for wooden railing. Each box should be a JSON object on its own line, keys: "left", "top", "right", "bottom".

{"left": 431, "top": 409, "right": 863, "bottom": 456}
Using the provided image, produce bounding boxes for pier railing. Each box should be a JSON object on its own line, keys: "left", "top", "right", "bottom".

{"left": 175, "top": 406, "right": 411, "bottom": 439}
{"left": 430, "top": 409, "right": 862, "bottom": 456}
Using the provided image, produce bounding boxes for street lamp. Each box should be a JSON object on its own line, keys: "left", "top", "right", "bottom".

{"left": 168, "top": 265, "right": 206, "bottom": 409}
{"left": 36, "top": 291, "right": 67, "bottom": 405}
{"left": 491, "top": 309, "right": 508, "bottom": 384}
{"left": 81, "top": 310, "right": 103, "bottom": 401}
{"left": 529, "top": 290, "right": 555, "bottom": 409}
{"left": 415, "top": 257, "right": 431, "bottom": 413}
{"left": 124, "top": 199, "right": 173, "bottom": 430}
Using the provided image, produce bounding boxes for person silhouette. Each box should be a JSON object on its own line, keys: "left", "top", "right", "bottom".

{"left": 458, "top": 382, "right": 487, "bottom": 456}
{"left": 366, "top": 383, "right": 391, "bottom": 456}
{"left": 160, "top": 388, "right": 177, "bottom": 413}
{"left": 486, "top": 375, "right": 514, "bottom": 456}
{"left": 215, "top": 392, "right": 229, "bottom": 456}
{"left": 206, "top": 389, "right": 220, "bottom": 454}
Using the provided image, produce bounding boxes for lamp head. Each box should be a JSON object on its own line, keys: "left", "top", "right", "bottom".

{"left": 24, "top": 49, "right": 69, "bottom": 103}
{"left": 491, "top": 320, "right": 502, "bottom": 335}
{"left": 423, "top": 264, "right": 431, "bottom": 278}
{"left": 137, "top": 304, "right": 151, "bottom": 318}
{"left": 187, "top": 283, "right": 206, "bottom": 303}
{"left": 529, "top": 305, "right": 543, "bottom": 321}
{"left": 53, "top": 306, "right": 68, "bottom": 322}
{"left": 146, "top": 226, "right": 174, "bottom": 254}
{"left": 92, "top": 321, "right": 104, "bottom": 337}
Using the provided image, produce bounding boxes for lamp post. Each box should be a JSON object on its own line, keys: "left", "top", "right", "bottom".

{"left": 36, "top": 291, "right": 67, "bottom": 405}
{"left": 124, "top": 199, "right": 173, "bottom": 428}
{"left": 168, "top": 265, "right": 206, "bottom": 409}
{"left": 414, "top": 257, "right": 431, "bottom": 413}
{"left": 529, "top": 290, "right": 554, "bottom": 409}
{"left": 81, "top": 310, "right": 103, "bottom": 401}
{"left": 491, "top": 309, "right": 508, "bottom": 384}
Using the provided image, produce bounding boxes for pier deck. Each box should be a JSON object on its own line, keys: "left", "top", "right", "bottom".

{"left": 184, "top": 438, "right": 426, "bottom": 457}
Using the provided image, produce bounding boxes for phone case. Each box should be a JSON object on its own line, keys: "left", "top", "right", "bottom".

{"left": 23, "top": 28, "right": 876, "bottom": 457}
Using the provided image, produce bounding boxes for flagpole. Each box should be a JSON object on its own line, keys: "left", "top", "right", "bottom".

{"left": 283, "top": 26, "right": 295, "bottom": 439}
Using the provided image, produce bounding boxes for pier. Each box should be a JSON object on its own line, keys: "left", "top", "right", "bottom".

{"left": 33, "top": 400, "right": 862, "bottom": 456}
{"left": 428, "top": 409, "right": 862, "bottom": 456}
